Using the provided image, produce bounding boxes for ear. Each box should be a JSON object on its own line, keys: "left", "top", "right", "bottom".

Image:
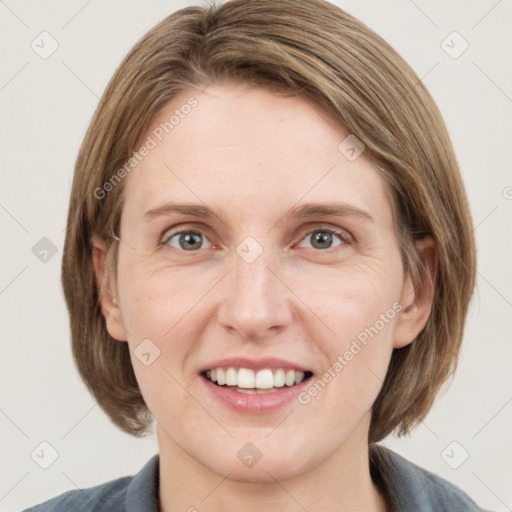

{"left": 91, "top": 236, "right": 128, "bottom": 342}
{"left": 393, "top": 235, "right": 437, "bottom": 349}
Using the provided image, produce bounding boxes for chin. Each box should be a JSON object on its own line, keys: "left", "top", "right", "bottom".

{"left": 193, "top": 436, "right": 323, "bottom": 484}
{"left": 207, "top": 455, "right": 312, "bottom": 484}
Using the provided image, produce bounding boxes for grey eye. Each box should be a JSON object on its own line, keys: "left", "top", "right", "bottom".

{"left": 300, "top": 229, "right": 344, "bottom": 250}
{"left": 165, "top": 230, "right": 212, "bottom": 251}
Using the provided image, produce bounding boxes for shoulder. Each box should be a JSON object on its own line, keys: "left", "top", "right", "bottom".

{"left": 22, "top": 455, "right": 160, "bottom": 512}
{"left": 22, "top": 476, "right": 132, "bottom": 512}
{"left": 371, "top": 445, "right": 490, "bottom": 511}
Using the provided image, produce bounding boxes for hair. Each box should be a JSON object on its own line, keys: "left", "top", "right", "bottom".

{"left": 61, "top": 0, "right": 476, "bottom": 443}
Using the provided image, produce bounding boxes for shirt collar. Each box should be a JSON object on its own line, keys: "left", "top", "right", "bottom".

{"left": 126, "top": 447, "right": 472, "bottom": 512}
{"left": 125, "top": 454, "right": 160, "bottom": 512}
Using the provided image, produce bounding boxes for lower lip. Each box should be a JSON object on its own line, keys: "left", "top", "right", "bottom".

{"left": 200, "top": 374, "right": 312, "bottom": 414}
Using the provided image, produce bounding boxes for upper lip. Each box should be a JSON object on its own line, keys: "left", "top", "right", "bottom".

{"left": 199, "top": 357, "right": 312, "bottom": 374}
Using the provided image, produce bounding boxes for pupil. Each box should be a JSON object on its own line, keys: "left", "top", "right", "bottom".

{"left": 313, "top": 231, "right": 332, "bottom": 249}
{"left": 181, "top": 233, "right": 201, "bottom": 250}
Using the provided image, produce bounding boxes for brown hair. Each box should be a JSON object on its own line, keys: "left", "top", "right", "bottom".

{"left": 61, "top": 0, "right": 476, "bottom": 443}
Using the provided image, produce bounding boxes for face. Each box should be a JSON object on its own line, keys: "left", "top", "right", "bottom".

{"left": 98, "top": 81, "right": 428, "bottom": 483}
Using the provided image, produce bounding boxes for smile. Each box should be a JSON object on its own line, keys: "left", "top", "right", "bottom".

{"left": 202, "top": 367, "right": 313, "bottom": 393}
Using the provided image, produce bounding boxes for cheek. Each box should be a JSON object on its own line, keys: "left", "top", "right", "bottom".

{"left": 116, "top": 260, "right": 210, "bottom": 396}
{"left": 294, "top": 262, "right": 401, "bottom": 403}
{"left": 300, "top": 259, "right": 402, "bottom": 341}
{"left": 118, "top": 270, "right": 195, "bottom": 420}
{"left": 117, "top": 254, "right": 199, "bottom": 335}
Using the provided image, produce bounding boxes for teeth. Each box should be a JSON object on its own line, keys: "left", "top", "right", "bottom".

{"left": 236, "top": 387, "right": 280, "bottom": 394}
{"left": 226, "top": 367, "right": 237, "bottom": 385}
{"left": 255, "top": 369, "right": 273, "bottom": 389}
{"left": 295, "top": 371, "right": 305, "bottom": 384}
{"left": 216, "top": 368, "right": 226, "bottom": 385}
{"left": 274, "top": 369, "right": 285, "bottom": 387}
{"left": 205, "top": 367, "right": 309, "bottom": 389}
{"left": 238, "top": 368, "right": 255, "bottom": 388}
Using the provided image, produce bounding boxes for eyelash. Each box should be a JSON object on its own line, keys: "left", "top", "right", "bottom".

{"left": 159, "top": 225, "right": 353, "bottom": 253}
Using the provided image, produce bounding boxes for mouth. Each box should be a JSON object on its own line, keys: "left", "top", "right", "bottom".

{"left": 200, "top": 367, "right": 314, "bottom": 394}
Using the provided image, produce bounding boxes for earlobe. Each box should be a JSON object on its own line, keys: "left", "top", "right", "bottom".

{"left": 91, "top": 236, "right": 128, "bottom": 342}
{"left": 393, "top": 235, "right": 437, "bottom": 349}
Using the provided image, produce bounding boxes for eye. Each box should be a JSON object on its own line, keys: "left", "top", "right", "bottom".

{"left": 160, "top": 226, "right": 351, "bottom": 253}
{"left": 297, "top": 228, "right": 351, "bottom": 251}
{"left": 163, "top": 229, "right": 213, "bottom": 251}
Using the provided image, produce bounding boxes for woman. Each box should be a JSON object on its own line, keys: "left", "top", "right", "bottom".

{"left": 25, "top": 0, "right": 485, "bottom": 510}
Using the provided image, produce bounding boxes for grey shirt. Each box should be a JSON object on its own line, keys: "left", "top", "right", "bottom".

{"left": 23, "top": 446, "right": 488, "bottom": 511}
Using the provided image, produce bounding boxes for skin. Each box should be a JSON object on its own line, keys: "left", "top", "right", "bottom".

{"left": 93, "top": 81, "right": 436, "bottom": 512}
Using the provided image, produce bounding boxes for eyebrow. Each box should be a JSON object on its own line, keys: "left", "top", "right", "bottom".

{"left": 286, "top": 203, "right": 373, "bottom": 222}
{"left": 144, "top": 203, "right": 222, "bottom": 222}
{"left": 143, "top": 202, "right": 373, "bottom": 223}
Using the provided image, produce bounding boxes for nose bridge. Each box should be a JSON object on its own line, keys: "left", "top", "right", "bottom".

{"left": 217, "top": 241, "right": 293, "bottom": 339}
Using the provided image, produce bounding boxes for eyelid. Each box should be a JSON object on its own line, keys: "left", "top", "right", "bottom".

{"left": 296, "top": 222, "right": 354, "bottom": 245}
{"left": 160, "top": 223, "right": 215, "bottom": 243}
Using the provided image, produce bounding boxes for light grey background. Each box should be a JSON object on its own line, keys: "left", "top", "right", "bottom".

{"left": 1, "top": 1, "right": 511, "bottom": 511}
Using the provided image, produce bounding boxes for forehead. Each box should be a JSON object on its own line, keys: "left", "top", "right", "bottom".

{"left": 121, "top": 82, "right": 393, "bottom": 229}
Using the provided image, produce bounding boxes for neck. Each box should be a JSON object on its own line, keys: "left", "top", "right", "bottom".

{"left": 157, "top": 419, "right": 387, "bottom": 512}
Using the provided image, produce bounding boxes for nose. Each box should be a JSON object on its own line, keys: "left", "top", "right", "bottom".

{"left": 217, "top": 246, "right": 294, "bottom": 341}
